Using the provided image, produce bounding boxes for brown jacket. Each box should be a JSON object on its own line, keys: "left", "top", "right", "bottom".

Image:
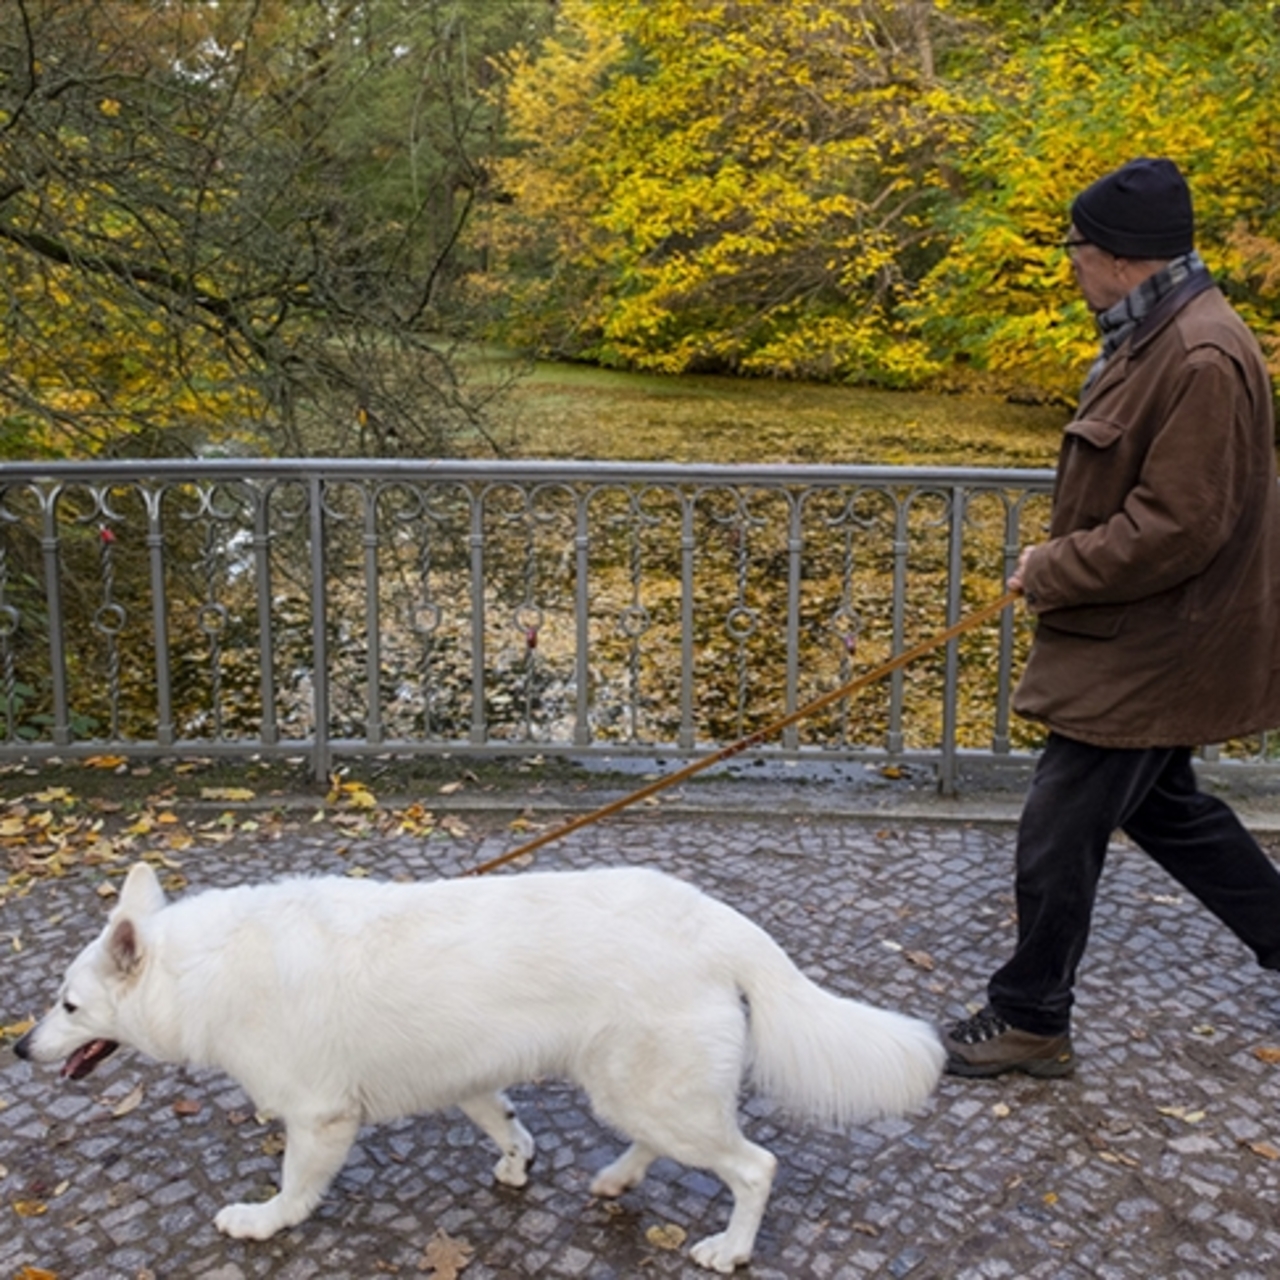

{"left": 1014, "top": 273, "right": 1280, "bottom": 747}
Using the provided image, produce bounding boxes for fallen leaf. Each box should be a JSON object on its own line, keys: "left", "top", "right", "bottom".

{"left": 1157, "top": 1105, "right": 1206, "bottom": 1125}
{"left": 1097, "top": 1150, "right": 1140, "bottom": 1167}
{"left": 905, "top": 950, "right": 935, "bottom": 971}
{"left": 1254, "top": 1046, "right": 1280, "bottom": 1065}
{"left": 1241, "top": 1138, "right": 1280, "bottom": 1160}
{"left": 83, "top": 755, "right": 127, "bottom": 769}
{"left": 200, "top": 787, "right": 255, "bottom": 802}
{"left": 15, "top": 1267, "right": 59, "bottom": 1280}
{"left": 644, "top": 1223, "right": 688, "bottom": 1251}
{"left": 110, "top": 1083, "right": 146, "bottom": 1117}
{"left": 438, "top": 781, "right": 465, "bottom": 795}
{"left": 173, "top": 1099, "right": 203, "bottom": 1117}
{"left": 418, "top": 1228, "right": 474, "bottom": 1277}
{"left": 13, "top": 1200, "right": 49, "bottom": 1217}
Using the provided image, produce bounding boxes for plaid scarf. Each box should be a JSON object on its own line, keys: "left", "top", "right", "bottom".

{"left": 1083, "top": 250, "right": 1206, "bottom": 391}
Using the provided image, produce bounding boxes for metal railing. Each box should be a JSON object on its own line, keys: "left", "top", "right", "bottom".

{"left": 2, "top": 457, "right": 1265, "bottom": 791}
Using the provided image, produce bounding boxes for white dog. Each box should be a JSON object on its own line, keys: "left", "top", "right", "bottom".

{"left": 16, "top": 861, "right": 943, "bottom": 1273}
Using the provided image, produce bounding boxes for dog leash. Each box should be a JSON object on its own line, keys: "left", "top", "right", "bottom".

{"left": 461, "top": 588, "right": 1021, "bottom": 876}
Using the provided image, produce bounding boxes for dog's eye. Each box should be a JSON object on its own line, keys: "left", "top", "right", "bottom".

{"left": 62, "top": 999, "right": 78, "bottom": 1015}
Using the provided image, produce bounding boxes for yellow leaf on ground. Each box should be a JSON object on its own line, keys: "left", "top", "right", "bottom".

{"left": 1254, "top": 1046, "right": 1280, "bottom": 1065}
{"left": 645, "top": 1223, "right": 688, "bottom": 1251}
{"left": 200, "top": 787, "right": 255, "bottom": 802}
{"left": 418, "top": 1228, "right": 474, "bottom": 1277}
{"left": 84, "top": 755, "right": 127, "bottom": 769}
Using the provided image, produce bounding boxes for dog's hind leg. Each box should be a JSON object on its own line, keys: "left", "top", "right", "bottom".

{"left": 458, "top": 1091, "right": 535, "bottom": 1187}
{"left": 584, "top": 1006, "right": 775, "bottom": 1272}
{"left": 215, "top": 1110, "right": 360, "bottom": 1240}
{"left": 685, "top": 1137, "right": 777, "bottom": 1274}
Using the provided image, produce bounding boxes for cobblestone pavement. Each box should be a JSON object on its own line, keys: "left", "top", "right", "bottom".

{"left": 6, "top": 789, "right": 1280, "bottom": 1279}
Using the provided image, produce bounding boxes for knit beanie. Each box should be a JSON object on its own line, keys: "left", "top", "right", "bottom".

{"left": 1070, "top": 158, "right": 1194, "bottom": 258}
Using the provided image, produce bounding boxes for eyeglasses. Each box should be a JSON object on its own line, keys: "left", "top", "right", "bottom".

{"left": 1060, "top": 237, "right": 1091, "bottom": 258}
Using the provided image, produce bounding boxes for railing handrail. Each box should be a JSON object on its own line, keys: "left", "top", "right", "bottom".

{"left": 0, "top": 458, "right": 1057, "bottom": 486}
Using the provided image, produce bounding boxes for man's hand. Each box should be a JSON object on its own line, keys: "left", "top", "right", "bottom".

{"left": 1008, "top": 545, "right": 1038, "bottom": 595}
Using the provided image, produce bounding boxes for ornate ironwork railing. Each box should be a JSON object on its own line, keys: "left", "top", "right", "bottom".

{"left": 0, "top": 458, "right": 1269, "bottom": 789}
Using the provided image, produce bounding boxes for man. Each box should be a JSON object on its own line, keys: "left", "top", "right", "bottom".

{"left": 943, "top": 157, "right": 1280, "bottom": 1078}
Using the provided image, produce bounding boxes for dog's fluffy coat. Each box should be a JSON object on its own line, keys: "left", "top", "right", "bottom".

{"left": 17, "top": 862, "right": 943, "bottom": 1272}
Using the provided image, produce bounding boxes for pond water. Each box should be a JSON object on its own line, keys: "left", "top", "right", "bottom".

{"left": 495, "top": 362, "right": 1067, "bottom": 468}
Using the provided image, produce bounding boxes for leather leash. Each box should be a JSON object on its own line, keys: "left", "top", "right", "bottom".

{"left": 461, "top": 588, "right": 1020, "bottom": 876}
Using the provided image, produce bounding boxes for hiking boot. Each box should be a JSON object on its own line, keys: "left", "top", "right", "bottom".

{"left": 942, "top": 1006, "right": 1075, "bottom": 1078}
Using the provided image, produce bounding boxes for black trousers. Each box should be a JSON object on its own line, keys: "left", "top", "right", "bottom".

{"left": 988, "top": 733, "right": 1280, "bottom": 1036}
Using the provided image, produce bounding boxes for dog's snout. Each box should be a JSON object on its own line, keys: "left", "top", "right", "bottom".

{"left": 13, "top": 1028, "right": 34, "bottom": 1060}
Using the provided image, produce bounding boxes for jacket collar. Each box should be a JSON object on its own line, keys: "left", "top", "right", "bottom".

{"left": 1078, "top": 267, "right": 1217, "bottom": 411}
{"left": 1128, "top": 266, "right": 1217, "bottom": 356}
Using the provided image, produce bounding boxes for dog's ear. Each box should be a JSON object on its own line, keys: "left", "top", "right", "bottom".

{"left": 118, "top": 861, "right": 166, "bottom": 917}
{"left": 107, "top": 918, "right": 144, "bottom": 976}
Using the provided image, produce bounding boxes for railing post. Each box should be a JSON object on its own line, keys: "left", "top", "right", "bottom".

{"left": 308, "top": 475, "right": 330, "bottom": 782}
{"left": 40, "top": 489, "right": 71, "bottom": 747}
{"left": 469, "top": 485, "right": 487, "bottom": 746}
{"left": 938, "top": 485, "right": 966, "bottom": 796}
{"left": 145, "top": 485, "right": 174, "bottom": 747}
{"left": 573, "top": 490, "right": 592, "bottom": 747}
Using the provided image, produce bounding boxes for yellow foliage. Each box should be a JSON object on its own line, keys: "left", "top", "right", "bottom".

{"left": 917, "top": 4, "right": 1280, "bottom": 397}
{"left": 474, "top": 0, "right": 966, "bottom": 386}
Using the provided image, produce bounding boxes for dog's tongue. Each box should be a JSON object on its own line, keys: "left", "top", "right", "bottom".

{"left": 62, "top": 1039, "right": 120, "bottom": 1080}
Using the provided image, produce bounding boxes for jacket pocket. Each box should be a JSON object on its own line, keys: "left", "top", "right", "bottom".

{"left": 1036, "top": 603, "right": 1127, "bottom": 639}
{"left": 1064, "top": 417, "right": 1125, "bottom": 450}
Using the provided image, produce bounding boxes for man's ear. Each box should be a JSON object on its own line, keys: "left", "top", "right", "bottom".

{"left": 107, "top": 918, "right": 143, "bottom": 976}
{"left": 118, "top": 861, "right": 166, "bottom": 917}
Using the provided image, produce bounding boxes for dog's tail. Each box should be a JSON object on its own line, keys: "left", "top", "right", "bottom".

{"left": 734, "top": 920, "right": 945, "bottom": 1126}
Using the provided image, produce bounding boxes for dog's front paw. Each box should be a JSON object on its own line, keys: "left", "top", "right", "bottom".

{"left": 690, "top": 1231, "right": 749, "bottom": 1274}
{"left": 215, "top": 1199, "right": 291, "bottom": 1240}
{"left": 493, "top": 1121, "right": 535, "bottom": 1187}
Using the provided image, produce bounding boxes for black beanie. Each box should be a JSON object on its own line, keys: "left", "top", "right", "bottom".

{"left": 1070, "top": 157, "right": 1194, "bottom": 258}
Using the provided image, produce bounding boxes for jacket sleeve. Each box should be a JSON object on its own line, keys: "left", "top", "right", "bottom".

{"left": 1022, "top": 349, "right": 1256, "bottom": 612}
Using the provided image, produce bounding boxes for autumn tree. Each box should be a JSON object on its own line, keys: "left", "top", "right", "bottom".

{"left": 471, "top": 0, "right": 971, "bottom": 386}
{"left": 915, "top": 0, "right": 1280, "bottom": 399}
{"left": 475, "top": 0, "right": 1280, "bottom": 400}
{"left": 0, "top": 0, "right": 550, "bottom": 459}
